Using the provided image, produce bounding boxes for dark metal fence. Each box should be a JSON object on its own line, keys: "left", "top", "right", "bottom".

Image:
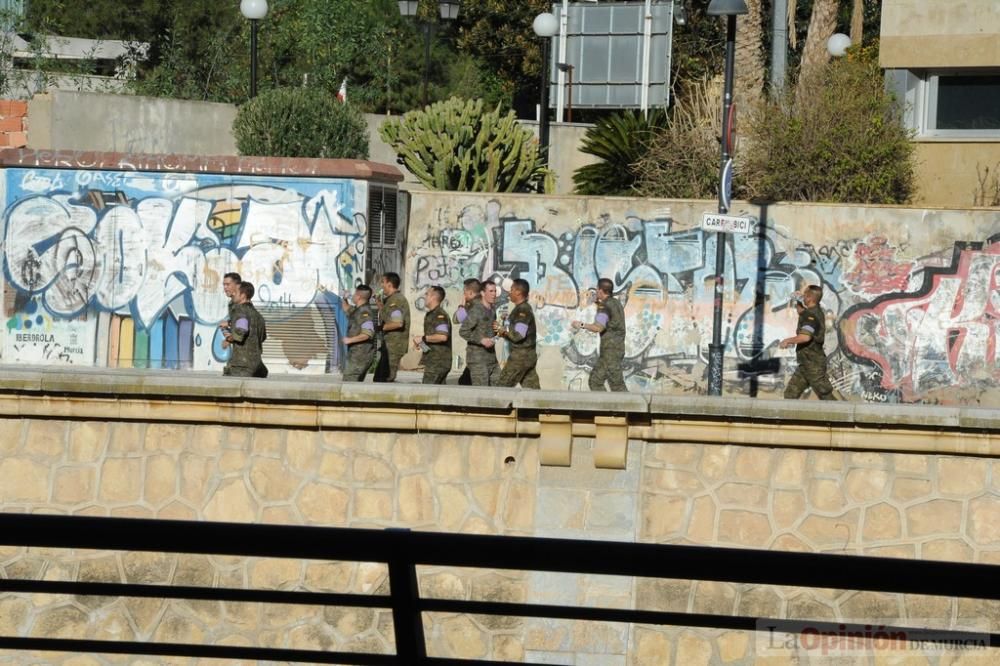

{"left": 0, "top": 512, "right": 998, "bottom": 664}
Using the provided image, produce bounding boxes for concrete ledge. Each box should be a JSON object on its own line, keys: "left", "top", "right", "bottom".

{"left": 0, "top": 148, "right": 405, "bottom": 183}
{"left": 748, "top": 398, "right": 855, "bottom": 424}
{"left": 514, "top": 389, "right": 648, "bottom": 413}
{"left": 2, "top": 367, "right": 1000, "bottom": 460}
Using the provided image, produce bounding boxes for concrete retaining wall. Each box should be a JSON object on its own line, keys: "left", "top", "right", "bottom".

{"left": 27, "top": 91, "right": 239, "bottom": 156}
{"left": 21, "top": 91, "right": 597, "bottom": 196}
{"left": 1, "top": 369, "right": 999, "bottom": 664}
{"left": 403, "top": 191, "right": 1000, "bottom": 405}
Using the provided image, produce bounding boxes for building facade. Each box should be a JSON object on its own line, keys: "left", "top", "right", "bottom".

{"left": 881, "top": 0, "right": 1000, "bottom": 208}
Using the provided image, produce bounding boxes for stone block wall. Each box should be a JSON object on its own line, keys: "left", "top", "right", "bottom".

{"left": 1, "top": 374, "right": 1000, "bottom": 664}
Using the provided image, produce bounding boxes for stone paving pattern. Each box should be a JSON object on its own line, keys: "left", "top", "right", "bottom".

{"left": 1, "top": 412, "right": 1000, "bottom": 664}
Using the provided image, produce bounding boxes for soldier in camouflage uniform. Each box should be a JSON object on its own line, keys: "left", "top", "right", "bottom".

{"left": 460, "top": 280, "right": 500, "bottom": 386}
{"left": 494, "top": 279, "right": 540, "bottom": 389}
{"left": 780, "top": 284, "right": 836, "bottom": 400}
{"left": 374, "top": 272, "right": 410, "bottom": 383}
{"left": 341, "top": 285, "right": 377, "bottom": 382}
{"left": 218, "top": 272, "right": 241, "bottom": 337}
{"left": 413, "top": 285, "right": 452, "bottom": 384}
{"left": 223, "top": 282, "right": 268, "bottom": 378}
{"left": 572, "top": 277, "right": 627, "bottom": 391}
{"left": 453, "top": 278, "right": 481, "bottom": 386}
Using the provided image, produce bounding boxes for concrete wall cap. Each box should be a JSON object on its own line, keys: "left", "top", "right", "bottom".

{"left": 513, "top": 389, "right": 647, "bottom": 413}
{"left": 241, "top": 378, "right": 338, "bottom": 403}
{"left": 649, "top": 395, "right": 754, "bottom": 419}
{"left": 853, "top": 403, "right": 961, "bottom": 428}
{"left": 0, "top": 148, "right": 404, "bottom": 183}
{"left": 436, "top": 385, "right": 514, "bottom": 410}
{"left": 749, "top": 398, "right": 855, "bottom": 424}
{"left": 337, "top": 382, "right": 441, "bottom": 407}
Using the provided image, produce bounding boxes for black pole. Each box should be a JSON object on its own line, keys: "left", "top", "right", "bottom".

{"left": 249, "top": 19, "right": 259, "bottom": 99}
{"left": 707, "top": 14, "right": 737, "bottom": 396}
{"left": 539, "top": 37, "right": 551, "bottom": 161}
{"left": 421, "top": 23, "right": 432, "bottom": 107}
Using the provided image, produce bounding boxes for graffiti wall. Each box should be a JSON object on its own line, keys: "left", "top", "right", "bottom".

{"left": 404, "top": 193, "right": 1000, "bottom": 404}
{"left": 1, "top": 167, "right": 370, "bottom": 373}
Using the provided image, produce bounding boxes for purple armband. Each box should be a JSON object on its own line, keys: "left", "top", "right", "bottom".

{"left": 514, "top": 322, "right": 529, "bottom": 337}
{"left": 390, "top": 309, "right": 404, "bottom": 322}
{"left": 234, "top": 317, "right": 250, "bottom": 331}
{"left": 362, "top": 321, "right": 375, "bottom": 332}
{"left": 456, "top": 307, "right": 467, "bottom": 323}
{"left": 435, "top": 324, "right": 450, "bottom": 334}
{"left": 595, "top": 312, "right": 609, "bottom": 327}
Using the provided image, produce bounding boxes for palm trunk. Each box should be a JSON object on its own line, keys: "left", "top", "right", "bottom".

{"left": 850, "top": 0, "right": 864, "bottom": 44}
{"left": 734, "top": 0, "right": 766, "bottom": 107}
{"left": 797, "top": 0, "right": 839, "bottom": 93}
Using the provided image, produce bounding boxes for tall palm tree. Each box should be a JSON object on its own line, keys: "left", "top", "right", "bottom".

{"left": 797, "top": 0, "right": 839, "bottom": 91}
{"left": 850, "top": 0, "right": 864, "bottom": 44}
{"left": 734, "top": 0, "right": 766, "bottom": 106}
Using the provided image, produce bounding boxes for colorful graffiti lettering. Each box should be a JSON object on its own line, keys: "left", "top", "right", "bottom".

{"left": 2, "top": 168, "right": 368, "bottom": 373}
{"left": 406, "top": 198, "right": 999, "bottom": 403}
{"left": 843, "top": 239, "right": 1000, "bottom": 400}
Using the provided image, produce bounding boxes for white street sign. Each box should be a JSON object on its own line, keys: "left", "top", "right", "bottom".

{"left": 701, "top": 213, "right": 753, "bottom": 235}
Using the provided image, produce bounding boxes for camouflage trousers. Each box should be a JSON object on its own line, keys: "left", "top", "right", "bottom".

{"left": 344, "top": 344, "right": 375, "bottom": 382}
{"left": 421, "top": 351, "right": 451, "bottom": 385}
{"left": 784, "top": 356, "right": 835, "bottom": 400}
{"left": 374, "top": 337, "right": 408, "bottom": 382}
{"left": 497, "top": 350, "right": 540, "bottom": 390}
{"left": 589, "top": 346, "right": 626, "bottom": 392}
{"left": 466, "top": 347, "right": 499, "bottom": 386}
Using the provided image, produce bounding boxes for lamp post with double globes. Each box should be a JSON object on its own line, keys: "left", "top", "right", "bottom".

{"left": 240, "top": 0, "right": 268, "bottom": 99}
{"left": 399, "top": 0, "right": 461, "bottom": 107}
{"left": 705, "top": 0, "right": 748, "bottom": 397}
{"left": 532, "top": 12, "right": 558, "bottom": 162}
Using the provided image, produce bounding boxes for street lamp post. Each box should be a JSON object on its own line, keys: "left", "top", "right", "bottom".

{"left": 399, "top": 0, "right": 460, "bottom": 107}
{"left": 557, "top": 63, "right": 574, "bottom": 122}
{"left": 240, "top": 0, "right": 269, "bottom": 99}
{"left": 532, "top": 12, "right": 559, "bottom": 161}
{"left": 705, "top": 0, "right": 748, "bottom": 397}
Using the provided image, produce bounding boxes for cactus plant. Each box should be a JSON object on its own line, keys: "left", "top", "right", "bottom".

{"left": 379, "top": 97, "right": 550, "bottom": 193}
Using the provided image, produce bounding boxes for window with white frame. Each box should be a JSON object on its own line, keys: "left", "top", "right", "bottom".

{"left": 892, "top": 69, "right": 1000, "bottom": 138}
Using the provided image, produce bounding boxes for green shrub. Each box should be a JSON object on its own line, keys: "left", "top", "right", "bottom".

{"left": 740, "top": 46, "right": 916, "bottom": 204}
{"left": 233, "top": 87, "right": 369, "bottom": 159}
{"left": 379, "top": 96, "right": 549, "bottom": 193}
{"left": 573, "top": 109, "right": 666, "bottom": 196}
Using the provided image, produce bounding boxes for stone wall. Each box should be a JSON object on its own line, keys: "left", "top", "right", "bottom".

{"left": 403, "top": 190, "right": 1000, "bottom": 406}
{"left": 26, "top": 91, "right": 238, "bottom": 156}
{"left": 1, "top": 369, "right": 999, "bottom": 663}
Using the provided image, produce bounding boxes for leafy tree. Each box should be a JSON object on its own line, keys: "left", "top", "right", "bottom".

{"left": 233, "top": 87, "right": 369, "bottom": 159}
{"left": 573, "top": 110, "right": 667, "bottom": 196}
{"left": 455, "top": 0, "right": 549, "bottom": 114}
{"left": 741, "top": 45, "right": 915, "bottom": 203}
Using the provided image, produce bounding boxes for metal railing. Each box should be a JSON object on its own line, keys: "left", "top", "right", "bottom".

{"left": 0, "top": 512, "right": 998, "bottom": 664}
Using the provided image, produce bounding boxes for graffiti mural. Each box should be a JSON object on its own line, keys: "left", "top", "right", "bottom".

{"left": 2, "top": 167, "right": 369, "bottom": 373}
{"left": 843, "top": 238, "right": 1000, "bottom": 401}
{"left": 406, "top": 197, "right": 1000, "bottom": 404}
